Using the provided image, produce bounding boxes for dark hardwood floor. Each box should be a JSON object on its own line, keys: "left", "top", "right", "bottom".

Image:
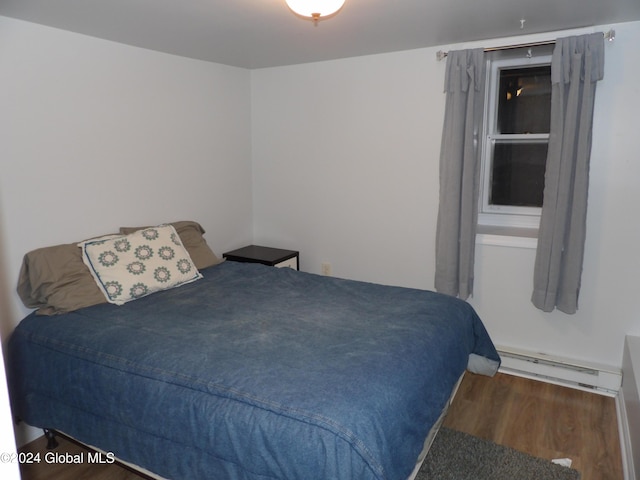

{"left": 18, "top": 372, "right": 623, "bottom": 480}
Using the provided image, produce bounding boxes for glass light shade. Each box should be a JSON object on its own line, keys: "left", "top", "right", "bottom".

{"left": 285, "top": 0, "right": 346, "bottom": 21}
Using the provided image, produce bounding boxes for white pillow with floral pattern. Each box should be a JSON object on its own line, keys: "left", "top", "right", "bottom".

{"left": 79, "top": 224, "right": 202, "bottom": 305}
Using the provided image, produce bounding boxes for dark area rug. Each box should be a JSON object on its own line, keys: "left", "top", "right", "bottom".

{"left": 417, "top": 427, "right": 581, "bottom": 480}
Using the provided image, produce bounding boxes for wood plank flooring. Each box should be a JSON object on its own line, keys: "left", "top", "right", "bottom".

{"left": 443, "top": 372, "right": 623, "bottom": 480}
{"left": 18, "top": 372, "right": 623, "bottom": 480}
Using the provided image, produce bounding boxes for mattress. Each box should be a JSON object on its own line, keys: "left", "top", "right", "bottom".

{"left": 9, "top": 261, "right": 500, "bottom": 480}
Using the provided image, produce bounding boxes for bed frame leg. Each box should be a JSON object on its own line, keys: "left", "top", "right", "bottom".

{"left": 43, "top": 429, "right": 58, "bottom": 450}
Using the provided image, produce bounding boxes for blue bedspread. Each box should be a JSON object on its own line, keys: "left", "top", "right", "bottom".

{"left": 9, "top": 261, "right": 499, "bottom": 480}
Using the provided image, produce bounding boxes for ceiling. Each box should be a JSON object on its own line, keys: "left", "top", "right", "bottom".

{"left": 1, "top": 0, "right": 639, "bottom": 69}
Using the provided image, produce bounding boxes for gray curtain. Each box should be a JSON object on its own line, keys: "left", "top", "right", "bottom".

{"left": 532, "top": 33, "right": 605, "bottom": 314}
{"left": 435, "top": 49, "right": 485, "bottom": 299}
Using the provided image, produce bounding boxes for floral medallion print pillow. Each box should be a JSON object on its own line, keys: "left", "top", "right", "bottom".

{"left": 79, "top": 225, "right": 202, "bottom": 305}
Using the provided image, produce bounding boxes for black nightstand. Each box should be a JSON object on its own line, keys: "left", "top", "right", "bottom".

{"left": 223, "top": 245, "right": 299, "bottom": 270}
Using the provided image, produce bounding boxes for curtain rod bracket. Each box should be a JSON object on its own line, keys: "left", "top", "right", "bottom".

{"left": 435, "top": 29, "right": 615, "bottom": 61}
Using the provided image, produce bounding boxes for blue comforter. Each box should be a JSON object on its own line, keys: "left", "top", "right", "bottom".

{"left": 9, "top": 261, "right": 499, "bottom": 480}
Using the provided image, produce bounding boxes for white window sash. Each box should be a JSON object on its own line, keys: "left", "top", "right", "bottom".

{"left": 478, "top": 54, "right": 552, "bottom": 231}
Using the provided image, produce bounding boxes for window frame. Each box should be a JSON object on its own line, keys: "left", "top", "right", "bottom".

{"left": 478, "top": 54, "right": 553, "bottom": 231}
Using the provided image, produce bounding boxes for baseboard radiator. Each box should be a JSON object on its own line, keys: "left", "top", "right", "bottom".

{"left": 496, "top": 346, "right": 622, "bottom": 396}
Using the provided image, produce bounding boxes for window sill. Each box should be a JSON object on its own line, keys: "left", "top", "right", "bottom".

{"left": 476, "top": 225, "right": 538, "bottom": 249}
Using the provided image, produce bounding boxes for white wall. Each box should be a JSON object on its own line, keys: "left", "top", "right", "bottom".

{"left": 251, "top": 21, "right": 640, "bottom": 369}
{"left": 0, "top": 16, "right": 254, "bottom": 445}
{"left": 0, "top": 209, "right": 20, "bottom": 478}
{"left": 251, "top": 49, "right": 444, "bottom": 287}
{"left": 0, "top": 16, "right": 254, "bottom": 326}
{"left": 0, "top": 347, "right": 19, "bottom": 480}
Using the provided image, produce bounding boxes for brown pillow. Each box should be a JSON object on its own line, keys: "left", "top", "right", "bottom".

{"left": 17, "top": 242, "right": 108, "bottom": 315}
{"left": 119, "top": 221, "right": 222, "bottom": 270}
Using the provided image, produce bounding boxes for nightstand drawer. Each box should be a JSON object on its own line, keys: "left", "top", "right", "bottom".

{"left": 274, "top": 256, "right": 298, "bottom": 269}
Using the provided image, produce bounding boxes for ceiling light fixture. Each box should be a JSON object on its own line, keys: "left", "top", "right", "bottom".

{"left": 285, "top": 0, "right": 346, "bottom": 25}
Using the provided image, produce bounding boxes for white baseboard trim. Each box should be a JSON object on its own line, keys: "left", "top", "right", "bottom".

{"left": 621, "top": 336, "right": 640, "bottom": 479}
{"left": 616, "top": 389, "right": 634, "bottom": 480}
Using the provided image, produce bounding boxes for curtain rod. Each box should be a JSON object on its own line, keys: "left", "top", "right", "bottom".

{"left": 435, "top": 29, "right": 615, "bottom": 61}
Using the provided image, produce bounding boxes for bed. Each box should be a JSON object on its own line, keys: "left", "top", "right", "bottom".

{"left": 8, "top": 222, "right": 500, "bottom": 480}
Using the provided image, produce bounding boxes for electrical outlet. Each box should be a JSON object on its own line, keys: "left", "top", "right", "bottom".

{"left": 321, "top": 262, "right": 332, "bottom": 276}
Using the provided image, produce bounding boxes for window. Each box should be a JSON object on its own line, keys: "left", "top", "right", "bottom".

{"left": 478, "top": 51, "right": 552, "bottom": 231}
